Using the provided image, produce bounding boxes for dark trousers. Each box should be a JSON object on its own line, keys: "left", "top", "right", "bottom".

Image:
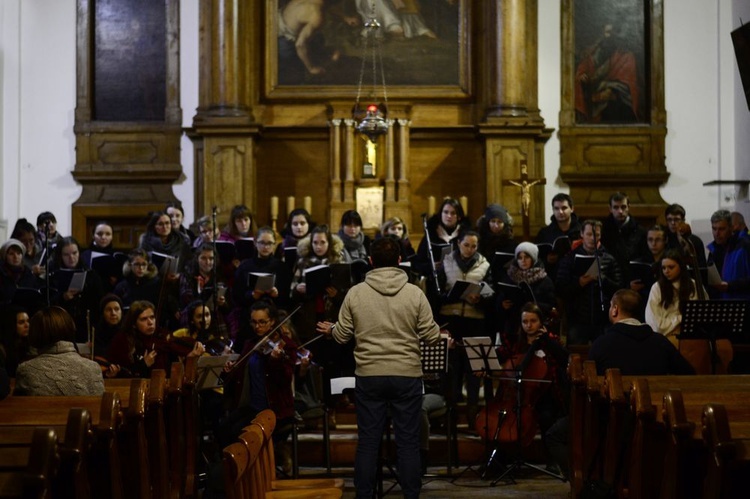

{"left": 354, "top": 375, "right": 423, "bottom": 499}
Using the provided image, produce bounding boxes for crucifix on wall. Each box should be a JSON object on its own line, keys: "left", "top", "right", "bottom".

{"left": 503, "top": 160, "right": 546, "bottom": 239}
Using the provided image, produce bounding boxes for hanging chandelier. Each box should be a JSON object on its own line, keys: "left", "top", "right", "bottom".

{"left": 353, "top": 2, "right": 389, "bottom": 142}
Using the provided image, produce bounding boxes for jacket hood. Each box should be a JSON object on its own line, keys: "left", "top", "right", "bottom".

{"left": 364, "top": 267, "right": 408, "bottom": 296}
{"left": 296, "top": 233, "right": 345, "bottom": 262}
{"left": 122, "top": 260, "right": 159, "bottom": 279}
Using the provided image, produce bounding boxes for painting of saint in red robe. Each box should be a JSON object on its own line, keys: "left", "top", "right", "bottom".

{"left": 574, "top": 7, "right": 646, "bottom": 125}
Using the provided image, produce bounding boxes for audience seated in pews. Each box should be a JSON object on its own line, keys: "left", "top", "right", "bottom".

{"left": 588, "top": 289, "right": 694, "bottom": 376}
{"left": 14, "top": 306, "right": 105, "bottom": 396}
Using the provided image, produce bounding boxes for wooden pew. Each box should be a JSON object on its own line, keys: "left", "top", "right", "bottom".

{"left": 0, "top": 392, "right": 123, "bottom": 499}
{"left": 182, "top": 356, "right": 200, "bottom": 499}
{"left": 701, "top": 403, "right": 750, "bottom": 499}
{"left": 0, "top": 427, "right": 59, "bottom": 498}
{"left": 581, "top": 368, "right": 750, "bottom": 499}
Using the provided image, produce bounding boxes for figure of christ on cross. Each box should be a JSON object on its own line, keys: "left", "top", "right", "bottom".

{"left": 503, "top": 160, "right": 546, "bottom": 239}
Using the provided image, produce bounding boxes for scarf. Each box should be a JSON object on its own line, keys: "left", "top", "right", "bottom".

{"left": 507, "top": 265, "right": 548, "bottom": 285}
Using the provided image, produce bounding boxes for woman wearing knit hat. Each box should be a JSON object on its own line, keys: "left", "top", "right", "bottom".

{"left": 1, "top": 239, "right": 41, "bottom": 307}
{"left": 477, "top": 204, "right": 516, "bottom": 260}
{"left": 496, "top": 241, "right": 556, "bottom": 336}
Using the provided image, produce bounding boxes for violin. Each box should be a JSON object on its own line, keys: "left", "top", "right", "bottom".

{"left": 475, "top": 334, "right": 553, "bottom": 446}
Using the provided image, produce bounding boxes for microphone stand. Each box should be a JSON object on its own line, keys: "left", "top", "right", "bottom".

{"left": 421, "top": 213, "right": 442, "bottom": 295}
{"left": 44, "top": 220, "right": 51, "bottom": 307}
{"left": 591, "top": 229, "right": 605, "bottom": 313}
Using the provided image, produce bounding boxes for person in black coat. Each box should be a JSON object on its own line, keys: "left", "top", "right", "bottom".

{"left": 588, "top": 289, "right": 695, "bottom": 376}
{"left": 0, "top": 239, "right": 41, "bottom": 308}
{"left": 556, "top": 220, "right": 623, "bottom": 345}
{"left": 600, "top": 192, "right": 647, "bottom": 287}
{"left": 535, "top": 193, "right": 582, "bottom": 280}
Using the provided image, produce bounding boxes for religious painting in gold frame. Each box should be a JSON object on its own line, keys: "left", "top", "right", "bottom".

{"left": 263, "top": 0, "right": 471, "bottom": 100}
{"left": 559, "top": 0, "right": 667, "bottom": 223}
{"left": 570, "top": 0, "right": 649, "bottom": 125}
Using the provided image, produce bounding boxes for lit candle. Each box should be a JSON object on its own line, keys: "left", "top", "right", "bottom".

{"left": 287, "top": 196, "right": 295, "bottom": 216}
{"left": 270, "top": 196, "right": 279, "bottom": 219}
{"left": 428, "top": 196, "right": 436, "bottom": 216}
{"left": 459, "top": 196, "right": 468, "bottom": 215}
{"left": 304, "top": 196, "right": 312, "bottom": 214}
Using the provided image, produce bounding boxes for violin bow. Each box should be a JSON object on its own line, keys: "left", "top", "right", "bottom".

{"left": 228, "top": 304, "right": 302, "bottom": 372}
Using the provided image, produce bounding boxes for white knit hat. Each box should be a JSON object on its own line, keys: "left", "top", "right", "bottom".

{"left": 514, "top": 242, "right": 539, "bottom": 264}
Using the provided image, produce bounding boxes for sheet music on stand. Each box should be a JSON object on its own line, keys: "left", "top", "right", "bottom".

{"left": 420, "top": 336, "right": 449, "bottom": 374}
{"left": 462, "top": 337, "right": 502, "bottom": 373}
{"left": 681, "top": 300, "right": 749, "bottom": 341}
{"left": 196, "top": 353, "right": 239, "bottom": 391}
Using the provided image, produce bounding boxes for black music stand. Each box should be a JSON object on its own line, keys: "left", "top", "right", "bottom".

{"left": 450, "top": 337, "right": 503, "bottom": 483}
{"left": 420, "top": 337, "right": 453, "bottom": 476}
{"left": 489, "top": 355, "right": 563, "bottom": 486}
{"left": 680, "top": 300, "right": 749, "bottom": 374}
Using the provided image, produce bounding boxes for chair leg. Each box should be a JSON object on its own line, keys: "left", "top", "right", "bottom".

{"left": 291, "top": 421, "right": 299, "bottom": 479}
{"left": 323, "top": 407, "right": 331, "bottom": 474}
{"left": 445, "top": 406, "right": 453, "bottom": 475}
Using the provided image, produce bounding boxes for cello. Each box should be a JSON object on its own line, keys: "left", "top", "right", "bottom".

{"left": 475, "top": 331, "right": 556, "bottom": 447}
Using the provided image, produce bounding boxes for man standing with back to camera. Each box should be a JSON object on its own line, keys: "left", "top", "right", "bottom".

{"left": 317, "top": 237, "right": 441, "bottom": 499}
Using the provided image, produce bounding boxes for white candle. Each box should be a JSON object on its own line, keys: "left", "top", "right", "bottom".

{"left": 428, "top": 196, "right": 436, "bottom": 216}
{"left": 270, "top": 196, "right": 279, "bottom": 219}
{"left": 459, "top": 196, "right": 468, "bottom": 215}
{"left": 287, "top": 196, "right": 295, "bottom": 216}
{"left": 304, "top": 196, "right": 312, "bottom": 214}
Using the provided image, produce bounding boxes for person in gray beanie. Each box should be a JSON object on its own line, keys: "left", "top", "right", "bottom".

{"left": 1, "top": 239, "right": 41, "bottom": 307}
{"left": 496, "top": 241, "right": 556, "bottom": 336}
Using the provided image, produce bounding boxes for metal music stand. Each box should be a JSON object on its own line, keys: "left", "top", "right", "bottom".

{"left": 450, "top": 337, "right": 503, "bottom": 482}
{"left": 420, "top": 337, "right": 453, "bottom": 476}
{"left": 680, "top": 300, "right": 749, "bottom": 374}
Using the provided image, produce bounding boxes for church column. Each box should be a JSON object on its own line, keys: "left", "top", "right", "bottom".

{"left": 189, "top": 0, "right": 260, "bottom": 221}
{"left": 385, "top": 121, "right": 396, "bottom": 202}
{"left": 397, "top": 119, "right": 411, "bottom": 202}
{"left": 478, "top": 0, "right": 550, "bottom": 237}
{"left": 485, "top": 0, "right": 528, "bottom": 118}
{"left": 329, "top": 119, "right": 343, "bottom": 203}
{"left": 343, "top": 119, "right": 356, "bottom": 203}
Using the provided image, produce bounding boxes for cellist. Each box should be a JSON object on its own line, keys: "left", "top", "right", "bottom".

{"left": 490, "top": 302, "right": 569, "bottom": 469}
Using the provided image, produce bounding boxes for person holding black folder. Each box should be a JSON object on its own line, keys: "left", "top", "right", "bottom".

{"left": 275, "top": 208, "right": 314, "bottom": 263}
{"left": 290, "top": 224, "right": 352, "bottom": 418}
{"left": 234, "top": 227, "right": 292, "bottom": 324}
{"left": 1, "top": 239, "right": 41, "bottom": 307}
{"left": 496, "top": 242, "right": 556, "bottom": 337}
{"left": 555, "top": 220, "right": 623, "bottom": 345}
{"left": 414, "top": 198, "right": 471, "bottom": 283}
{"left": 80, "top": 221, "right": 122, "bottom": 292}
{"left": 48, "top": 236, "right": 104, "bottom": 343}
{"left": 438, "top": 229, "right": 491, "bottom": 427}
{"left": 476, "top": 203, "right": 516, "bottom": 260}
{"left": 113, "top": 248, "right": 163, "bottom": 309}
{"left": 139, "top": 211, "right": 192, "bottom": 275}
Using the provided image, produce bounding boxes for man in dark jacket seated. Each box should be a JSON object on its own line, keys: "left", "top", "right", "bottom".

{"left": 588, "top": 289, "right": 695, "bottom": 375}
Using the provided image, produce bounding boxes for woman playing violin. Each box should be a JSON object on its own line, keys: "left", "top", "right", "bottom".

{"left": 218, "top": 300, "right": 297, "bottom": 449}
{"left": 172, "top": 300, "right": 232, "bottom": 356}
{"left": 107, "top": 300, "right": 204, "bottom": 378}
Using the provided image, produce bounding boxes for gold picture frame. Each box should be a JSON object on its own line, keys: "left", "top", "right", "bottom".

{"left": 263, "top": 0, "right": 472, "bottom": 100}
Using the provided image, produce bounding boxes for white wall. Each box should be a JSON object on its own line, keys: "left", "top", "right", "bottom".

{"left": 1, "top": 1, "right": 748, "bottom": 242}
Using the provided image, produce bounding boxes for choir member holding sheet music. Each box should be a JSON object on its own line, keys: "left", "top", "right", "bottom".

{"left": 80, "top": 221, "right": 126, "bottom": 292}
{"left": 139, "top": 211, "right": 193, "bottom": 275}
{"left": 11, "top": 219, "right": 45, "bottom": 276}
{"left": 179, "top": 243, "right": 229, "bottom": 311}
{"left": 48, "top": 236, "right": 104, "bottom": 343}
{"left": 218, "top": 205, "right": 257, "bottom": 271}
{"left": 113, "top": 249, "right": 164, "bottom": 310}
{"left": 476, "top": 203, "right": 516, "bottom": 260}
{"left": 234, "top": 227, "right": 292, "bottom": 323}
{"left": 1, "top": 239, "right": 41, "bottom": 309}
{"left": 290, "top": 225, "right": 352, "bottom": 417}
{"left": 438, "top": 229, "right": 491, "bottom": 428}
{"left": 415, "top": 198, "right": 471, "bottom": 282}
{"left": 379, "top": 216, "right": 415, "bottom": 259}
{"left": 555, "top": 220, "right": 623, "bottom": 345}
{"left": 275, "top": 208, "right": 314, "bottom": 266}
{"left": 496, "top": 242, "right": 556, "bottom": 337}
